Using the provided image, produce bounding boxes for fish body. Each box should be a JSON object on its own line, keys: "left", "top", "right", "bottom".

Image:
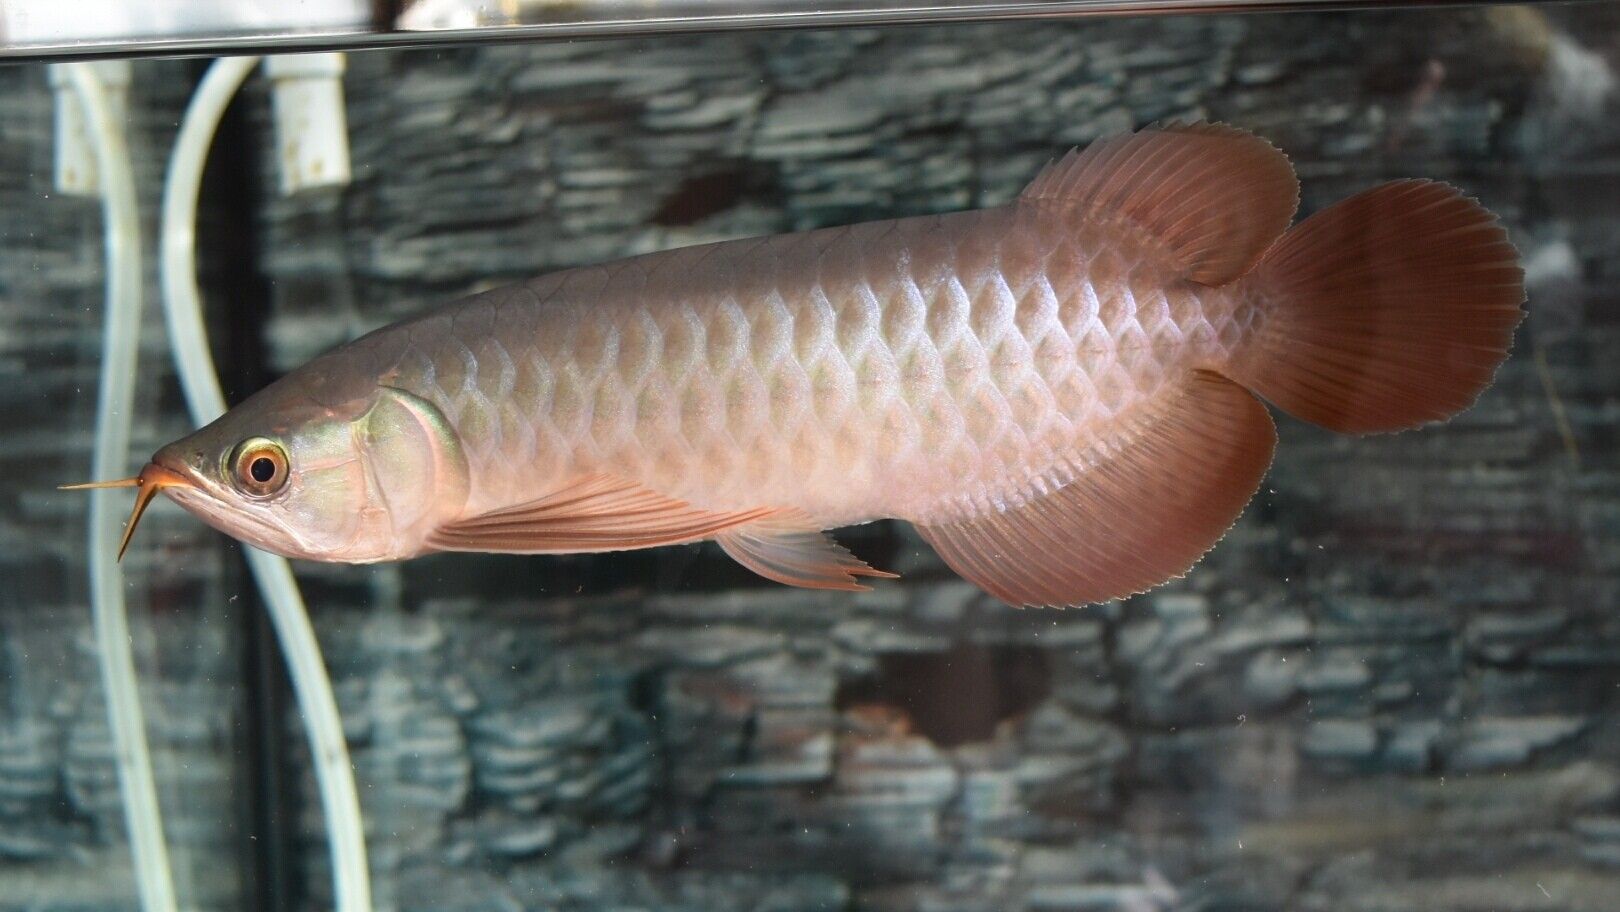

{"left": 317, "top": 202, "right": 1237, "bottom": 529}
{"left": 96, "top": 123, "right": 1523, "bottom": 606}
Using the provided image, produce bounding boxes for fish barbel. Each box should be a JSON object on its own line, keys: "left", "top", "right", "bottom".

{"left": 70, "top": 123, "right": 1523, "bottom": 606}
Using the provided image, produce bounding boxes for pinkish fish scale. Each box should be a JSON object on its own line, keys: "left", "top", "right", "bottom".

{"left": 343, "top": 201, "right": 1247, "bottom": 526}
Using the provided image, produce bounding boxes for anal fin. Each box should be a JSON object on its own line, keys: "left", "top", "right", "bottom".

{"left": 716, "top": 512, "right": 898, "bottom": 592}
{"left": 916, "top": 371, "right": 1276, "bottom": 607}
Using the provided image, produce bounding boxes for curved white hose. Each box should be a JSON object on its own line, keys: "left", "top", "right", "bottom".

{"left": 65, "top": 62, "right": 179, "bottom": 912}
{"left": 160, "top": 56, "right": 372, "bottom": 912}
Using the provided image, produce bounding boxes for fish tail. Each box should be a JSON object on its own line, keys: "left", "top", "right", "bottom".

{"left": 1225, "top": 180, "right": 1524, "bottom": 433}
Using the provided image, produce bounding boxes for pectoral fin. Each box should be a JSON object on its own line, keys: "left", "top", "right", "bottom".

{"left": 427, "top": 476, "right": 894, "bottom": 592}
{"left": 916, "top": 371, "right": 1276, "bottom": 607}
{"left": 426, "top": 474, "right": 775, "bottom": 553}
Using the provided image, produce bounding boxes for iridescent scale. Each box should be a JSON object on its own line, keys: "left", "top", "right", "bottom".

{"left": 363, "top": 201, "right": 1249, "bottom": 527}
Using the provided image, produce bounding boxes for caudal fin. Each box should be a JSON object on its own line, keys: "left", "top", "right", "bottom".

{"left": 1226, "top": 180, "right": 1524, "bottom": 434}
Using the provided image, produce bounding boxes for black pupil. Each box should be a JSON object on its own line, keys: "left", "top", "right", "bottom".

{"left": 248, "top": 456, "right": 277, "bottom": 484}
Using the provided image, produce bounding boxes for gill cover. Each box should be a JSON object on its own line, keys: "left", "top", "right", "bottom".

{"left": 354, "top": 386, "right": 470, "bottom": 556}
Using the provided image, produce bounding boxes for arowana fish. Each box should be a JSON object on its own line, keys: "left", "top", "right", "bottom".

{"left": 69, "top": 123, "right": 1524, "bottom": 606}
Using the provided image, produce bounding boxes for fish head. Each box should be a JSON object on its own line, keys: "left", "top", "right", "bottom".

{"left": 135, "top": 381, "right": 470, "bottom": 563}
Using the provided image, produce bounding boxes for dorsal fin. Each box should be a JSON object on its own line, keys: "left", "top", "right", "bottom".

{"left": 1021, "top": 122, "right": 1299, "bottom": 285}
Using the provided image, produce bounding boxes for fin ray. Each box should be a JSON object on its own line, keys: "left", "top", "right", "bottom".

{"left": 916, "top": 371, "right": 1276, "bottom": 607}
{"left": 427, "top": 474, "right": 774, "bottom": 553}
{"left": 1021, "top": 121, "right": 1298, "bottom": 285}
{"left": 1227, "top": 180, "right": 1524, "bottom": 433}
{"left": 716, "top": 512, "right": 897, "bottom": 591}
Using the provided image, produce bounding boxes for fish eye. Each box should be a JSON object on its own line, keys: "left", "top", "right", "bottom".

{"left": 230, "top": 437, "right": 290, "bottom": 498}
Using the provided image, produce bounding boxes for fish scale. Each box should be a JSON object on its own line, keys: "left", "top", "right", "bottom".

{"left": 354, "top": 200, "right": 1235, "bottom": 526}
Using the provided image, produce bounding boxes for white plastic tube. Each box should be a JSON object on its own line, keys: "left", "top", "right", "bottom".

{"left": 160, "top": 56, "right": 372, "bottom": 912}
{"left": 59, "top": 61, "right": 179, "bottom": 912}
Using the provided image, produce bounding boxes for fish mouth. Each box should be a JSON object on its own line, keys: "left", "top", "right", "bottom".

{"left": 60, "top": 462, "right": 196, "bottom": 560}
{"left": 66, "top": 451, "right": 315, "bottom": 561}
{"left": 162, "top": 488, "right": 314, "bottom": 561}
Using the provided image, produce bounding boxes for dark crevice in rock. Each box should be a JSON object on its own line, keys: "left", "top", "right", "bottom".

{"left": 651, "top": 169, "right": 752, "bottom": 226}
{"left": 836, "top": 642, "right": 1051, "bottom": 748}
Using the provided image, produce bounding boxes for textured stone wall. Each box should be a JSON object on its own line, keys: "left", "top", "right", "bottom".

{"left": 5, "top": 2, "right": 1620, "bottom": 911}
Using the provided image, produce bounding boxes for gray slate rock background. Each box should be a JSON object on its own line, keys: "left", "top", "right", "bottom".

{"left": 5, "top": 3, "right": 1620, "bottom": 911}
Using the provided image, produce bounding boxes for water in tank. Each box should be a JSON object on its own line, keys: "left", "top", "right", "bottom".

{"left": 2, "top": 2, "right": 1618, "bottom": 910}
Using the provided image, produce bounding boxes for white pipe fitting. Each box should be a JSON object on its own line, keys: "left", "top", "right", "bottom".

{"left": 48, "top": 61, "right": 133, "bottom": 196}
{"left": 264, "top": 53, "right": 352, "bottom": 195}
